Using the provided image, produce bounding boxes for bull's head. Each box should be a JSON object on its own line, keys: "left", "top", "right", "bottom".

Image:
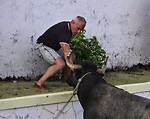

{"left": 61, "top": 54, "right": 108, "bottom": 88}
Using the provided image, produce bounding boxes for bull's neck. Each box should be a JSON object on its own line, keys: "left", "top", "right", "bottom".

{"left": 77, "top": 71, "right": 102, "bottom": 109}
{"left": 73, "top": 72, "right": 91, "bottom": 95}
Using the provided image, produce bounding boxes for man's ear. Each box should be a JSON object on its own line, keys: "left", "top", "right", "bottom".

{"left": 71, "top": 20, "right": 75, "bottom": 25}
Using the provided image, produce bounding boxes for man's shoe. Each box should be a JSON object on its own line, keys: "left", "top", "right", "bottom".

{"left": 33, "top": 83, "right": 47, "bottom": 90}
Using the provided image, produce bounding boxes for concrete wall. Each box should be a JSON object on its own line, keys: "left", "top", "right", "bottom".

{"left": 0, "top": 0, "right": 150, "bottom": 78}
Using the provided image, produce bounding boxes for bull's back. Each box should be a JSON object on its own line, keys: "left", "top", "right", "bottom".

{"left": 84, "top": 83, "right": 150, "bottom": 119}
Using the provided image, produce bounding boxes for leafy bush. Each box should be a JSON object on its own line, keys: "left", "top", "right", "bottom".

{"left": 70, "top": 30, "right": 107, "bottom": 68}
{"left": 52, "top": 30, "right": 107, "bottom": 80}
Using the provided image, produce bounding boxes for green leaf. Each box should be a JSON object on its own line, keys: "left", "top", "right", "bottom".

{"left": 71, "top": 30, "right": 107, "bottom": 68}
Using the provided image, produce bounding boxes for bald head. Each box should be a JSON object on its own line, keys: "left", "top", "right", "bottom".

{"left": 73, "top": 16, "right": 86, "bottom": 26}
{"left": 70, "top": 16, "right": 86, "bottom": 35}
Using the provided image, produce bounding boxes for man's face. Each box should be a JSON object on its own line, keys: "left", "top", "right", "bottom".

{"left": 71, "top": 21, "right": 85, "bottom": 35}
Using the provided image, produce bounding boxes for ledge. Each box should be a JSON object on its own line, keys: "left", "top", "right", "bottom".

{"left": 0, "top": 82, "right": 150, "bottom": 110}
{"left": 0, "top": 91, "right": 78, "bottom": 110}
{"left": 117, "top": 82, "right": 150, "bottom": 93}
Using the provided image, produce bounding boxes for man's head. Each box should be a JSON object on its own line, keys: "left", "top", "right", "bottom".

{"left": 70, "top": 16, "right": 86, "bottom": 35}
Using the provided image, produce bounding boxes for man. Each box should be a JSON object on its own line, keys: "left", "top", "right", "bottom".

{"left": 34, "top": 16, "right": 86, "bottom": 89}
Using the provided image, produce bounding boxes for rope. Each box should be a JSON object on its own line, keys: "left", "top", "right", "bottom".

{"left": 54, "top": 94, "right": 75, "bottom": 119}
{"left": 73, "top": 72, "right": 91, "bottom": 95}
{"left": 55, "top": 72, "right": 91, "bottom": 119}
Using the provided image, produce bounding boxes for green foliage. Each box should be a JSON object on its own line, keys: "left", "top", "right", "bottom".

{"left": 70, "top": 30, "right": 107, "bottom": 68}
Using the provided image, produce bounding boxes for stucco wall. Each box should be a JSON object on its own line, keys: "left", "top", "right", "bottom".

{"left": 0, "top": 0, "right": 150, "bottom": 78}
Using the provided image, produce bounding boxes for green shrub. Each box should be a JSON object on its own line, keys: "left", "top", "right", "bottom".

{"left": 70, "top": 30, "right": 107, "bottom": 68}
{"left": 52, "top": 30, "right": 107, "bottom": 80}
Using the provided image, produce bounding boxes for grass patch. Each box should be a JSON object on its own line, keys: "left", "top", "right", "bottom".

{"left": 0, "top": 69, "right": 150, "bottom": 99}
{"left": 0, "top": 81, "right": 73, "bottom": 99}
{"left": 105, "top": 69, "right": 150, "bottom": 85}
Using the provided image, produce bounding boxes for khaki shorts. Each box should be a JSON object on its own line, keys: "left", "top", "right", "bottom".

{"left": 34, "top": 43, "right": 64, "bottom": 64}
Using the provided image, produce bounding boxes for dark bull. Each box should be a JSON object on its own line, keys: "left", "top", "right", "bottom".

{"left": 61, "top": 56, "right": 150, "bottom": 119}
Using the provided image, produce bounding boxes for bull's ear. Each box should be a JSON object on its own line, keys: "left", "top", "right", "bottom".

{"left": 80, "top": 61, "right": 97, "bottom": 70}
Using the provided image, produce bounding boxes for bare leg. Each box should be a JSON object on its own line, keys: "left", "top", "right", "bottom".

{"left": 36, "top": 57, "right": 65, "bottom": 86}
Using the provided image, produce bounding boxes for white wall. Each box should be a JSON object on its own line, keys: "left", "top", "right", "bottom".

{"left": 0, "top": 0, "right": 150, "bottom": 78}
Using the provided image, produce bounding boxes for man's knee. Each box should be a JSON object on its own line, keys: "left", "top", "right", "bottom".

{"left": 55, "top": 58, "right": 65, "bottom": 69}
{"left": 60, "top": 61, "right": 65, "bottom": 69}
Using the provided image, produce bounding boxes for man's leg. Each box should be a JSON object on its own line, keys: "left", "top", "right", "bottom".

{"left": 36, "top": 57, "right": 65, "bottom": 86}
{"left": 34, "top": 43, "right": 65, "bottom": 89}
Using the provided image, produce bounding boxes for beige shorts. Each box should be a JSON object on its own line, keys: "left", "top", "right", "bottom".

{"left": 34, "top": 43, "right": 64, "bottom": 64}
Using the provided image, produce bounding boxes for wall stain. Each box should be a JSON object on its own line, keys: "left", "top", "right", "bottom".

{"left": 50, "top": 0, "right": 63, "bottom": 7}
{"left": 128, "top": 47, "right": 134, "bottom": 53}
{"left": 30, "top": 36, "right": 34, "bottom": 45}
{"left": 118, "top": 12, "right": 130, "bottom": 25}
{"left": 11, "top": 51, "right": 15, "bottom": 55}
{"left": 70, "top": 0, "right": 77, "bottom": 4}
{"left": 30, "top": 35, "right": 35, "bottom": 53}
{"left": 102, "top": 15, "right": 109, "bottom": 27}
{"left": 10, "top": 31, "right": 19, "bottom": 44}
{"left": 135, "top": 28, "right": 143, "bottom": 37}
{"left": 97, "top": 20, "right": 101, "bottom": 25}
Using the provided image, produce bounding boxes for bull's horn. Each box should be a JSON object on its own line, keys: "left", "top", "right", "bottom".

{"left": 97, "top": 55, "right": 109, "bottom": 74}
{"left": 66, "top": 56, "right": 82, "bottom": 69}
{"left": 97, "top": 66, "right": 106, "bottom": 74}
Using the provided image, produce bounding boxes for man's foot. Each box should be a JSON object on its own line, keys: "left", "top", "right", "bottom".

{"left": 33, "top": 83, "right": 47, "bottom": 90}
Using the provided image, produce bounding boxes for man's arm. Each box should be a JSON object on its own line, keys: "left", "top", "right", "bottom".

{"left": 60, "top": 42, "right": 71, "bottom": 59}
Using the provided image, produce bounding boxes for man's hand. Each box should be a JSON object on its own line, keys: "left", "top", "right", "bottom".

{"left": 67, "top": 50, "right": 72, "bottom": 57}
{"left": 60, "top": 42, "right": 71, "bottom": 59}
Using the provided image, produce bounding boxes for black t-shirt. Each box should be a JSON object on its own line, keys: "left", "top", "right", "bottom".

{"left": 37, "top": 21, "right": 72, "bottom": 51}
